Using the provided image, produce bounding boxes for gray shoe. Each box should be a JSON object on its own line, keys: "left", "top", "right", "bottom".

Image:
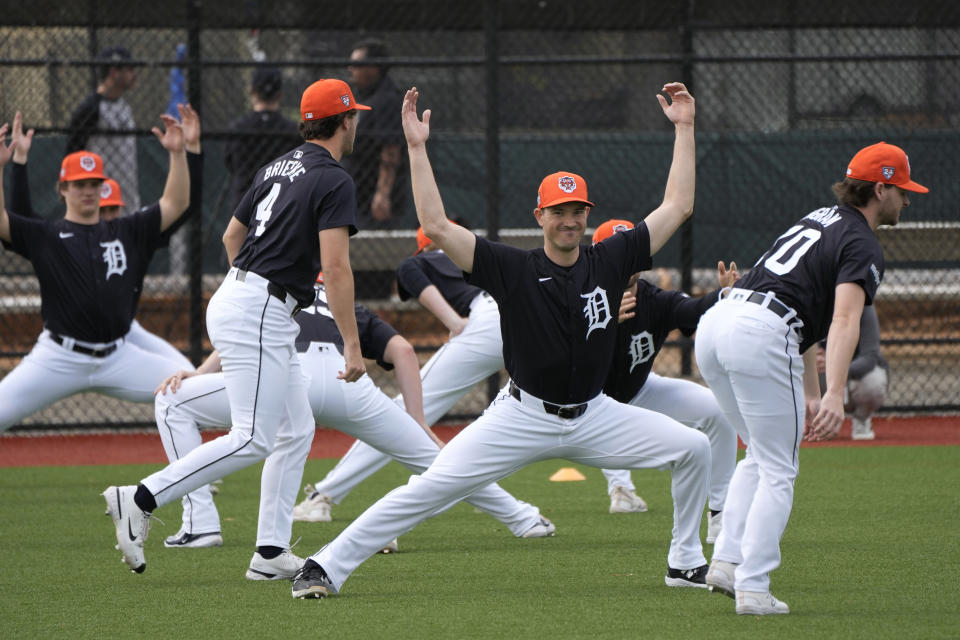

{"left": 736, "top": 590, "right": 789, "bottom": 615}
{"left": 164, "top": 529, "right": 223, "bottom": 548}
{"left": 705, "top": 560, "right": 736, "bottom": 598}
{"left": 245, "top": 549, "right": 304, "bottom": 581}
{"left": 609, "top": 486, "right": 649, "bottom": 513}
{"left": 292, "top": 559, "right": 336, "bottom": 599}
{"left": 520, "top": 516, "right": 556, "bottom": 538}
{"left": 292, "top": 484, "right": 332, "bottom": 522}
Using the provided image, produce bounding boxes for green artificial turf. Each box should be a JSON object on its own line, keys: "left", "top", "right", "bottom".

{"left": 0, "top": 445, "right": 957, "bottom": 639}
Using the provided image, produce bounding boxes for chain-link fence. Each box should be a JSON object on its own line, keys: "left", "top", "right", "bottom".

{"left": 1, "top": 0, "right": 958, "bottom": 430}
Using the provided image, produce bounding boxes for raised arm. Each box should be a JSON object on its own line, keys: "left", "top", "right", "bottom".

{"left": 319, "top": 226, "right": 365, "bottom": 383}
{"left": 402, "top": 87, "right": 476, "bottom": 272}
{"left": 0, "top": 123, "right": 15, "bottom": 243}
{"left": 9, "top": 112, "right": 36, "bottom": 218}
{"left": 155, "top": 107, "right": 190, "bottom": 232}
{"left": 161, "top": 104, "right": 203, "bottom": 240}
{"left": 643, "top": 82, "right": 696, "bottom": 256}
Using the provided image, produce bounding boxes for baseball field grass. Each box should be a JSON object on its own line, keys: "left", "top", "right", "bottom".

{"left": 1, "top": 445, "right": 957, "bottom": 639}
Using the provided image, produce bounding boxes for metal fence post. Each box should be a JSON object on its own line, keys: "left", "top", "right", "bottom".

{"left": 187, "top": 0, "right": 204, "bottom": 366}
{"left": 485, "top": 0, "right": 502, "bottom": 404}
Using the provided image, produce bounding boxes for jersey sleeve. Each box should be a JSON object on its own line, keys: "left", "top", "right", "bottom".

{"left": 316, "top": 173, "right": 358, "bottom": 235}
{"left": 465, "top": 235, "right": 526, "bottom": 300}
{"left": 594, "top": 223, "right": 653, "bottom": 283}
{"left": 9, "top": 162, "right": 36, "bottom": 218}
{"left": 837, "top": 236, "right": 884, "bottom": 304}
{"left": 128, "top": 204, "right": 164, "bottom": 254}
{"left": 5, "top": 212, "right": 48, "bottom": 259}
{"left": 356, "top": 305, "right": 398, "bottom": 370}
{"left": 396, "top": 256, "right": 432, "bottom": 301}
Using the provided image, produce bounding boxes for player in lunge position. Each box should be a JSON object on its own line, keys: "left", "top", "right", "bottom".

{"left": 6, "top": 111, "right": 195, "bottom": 375}
{"left": 101, "top": 78, "right": 378, "bottom": 575}
{"left": 152, "top": 276, "right": 553, "bottom": 570}
{"left": 0, "top": 106, "right": 197, "bottom": 432}
{"left": 592, "top": 219, "right": 738, "bottom": 543}
{"left": 697, "top": 142, "right": 928, "bottom": 615}
{"left": 290, "top": 82, "right": 712, "bottom": 599}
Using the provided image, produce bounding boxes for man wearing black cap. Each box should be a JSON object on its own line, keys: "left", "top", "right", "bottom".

{"left": 224, "top": 67, "right": 301, "bottom": 212}
{"left": 68, "top": 45, "right": 141, "bottom": 211}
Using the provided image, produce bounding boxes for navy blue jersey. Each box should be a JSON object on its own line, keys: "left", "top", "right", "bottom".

{"left": 294, "top": 285, "right": 397, "bottom": 370}
{"left": 232, "top": 143, "right": 358, "bottom": 307}
{"left": 396, "top": 250, "right": 484, "bottom": 316}
{"left": 737, "top": 205, "right": 884, "bottom": 352}
{"left": 6, "top": 206, "right": 163, "bottom": 342}
{"left": 604, "top": 280, "right": 721, "bottom": 403}
{"left": 467, "top": 224, "right": 652, "bottom": 404}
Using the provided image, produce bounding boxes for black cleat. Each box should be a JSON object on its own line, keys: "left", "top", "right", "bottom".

{"left": 292, "top": 559, "right": 335, "bottom": 599}
{"left": 664, "top": 563, "right": 709, "bottom": 588}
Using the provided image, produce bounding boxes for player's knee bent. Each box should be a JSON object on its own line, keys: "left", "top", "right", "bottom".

{"left": 679, "top": 429, "right": 711, "bottom": 465}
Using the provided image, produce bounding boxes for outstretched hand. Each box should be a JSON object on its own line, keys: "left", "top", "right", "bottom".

{"left": 402, "top": 87, "right": 431, "bottom": 148}
{"left": 656, "top": 82, "right": 695, "bottom": 127}
{"left": 12, "top": 112, "right": 34, "bottom": 164}
{"left": 177, "top": 103, "right": 201, "bottom": 153}
{"left": 717, "top": 260, "right": 739, "bottom": 288}
{"left": 152, "top": 113, "right": 185, "bottom": 153}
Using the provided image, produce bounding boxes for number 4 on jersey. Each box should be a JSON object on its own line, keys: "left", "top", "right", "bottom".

{"left": 254, "top": 183, "right": 282, "bottom": 237}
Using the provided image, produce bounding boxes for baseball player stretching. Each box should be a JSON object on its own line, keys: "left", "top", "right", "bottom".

{"left": 101, "top": 78, "right": 371, "bottom": 575}
{"left": 0, "top": 106, "right": 196, "bottom": 433}
{"left": 291, "top": 83, "right": 712, "bottom": 599}
{"left": 153, "top": 279, "right": 552, "bottom": 573}
{"left": 292, "top": 225, "right": 509, "bottom": 523}
{"left": 592, "top": 219, "right": 738, "bottom": 542}
{"left": 698, "top": 142, "right": 928, "bottom": 615}
{"left": 6, "top": 111, "right": 194, "bottom": 374}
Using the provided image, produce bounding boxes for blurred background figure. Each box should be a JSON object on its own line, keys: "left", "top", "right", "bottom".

{"left": 67, "top": 45, "right": 141, "bottom": 212}
{"left": 223, "top": 66, "right": 300, "bottom": 213}
{"left": 343, "top": 37, "right": 408, "bottom": 229}
{"left": 816, "top": 305, "right": 889, "bottom": 440}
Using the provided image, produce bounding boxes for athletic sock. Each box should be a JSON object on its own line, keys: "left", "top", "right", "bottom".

{"left": 134, "top": 484, "right": 157, "bottom": 513}
{"left": 257, "top": 545, "right": 283, "bottom": 559}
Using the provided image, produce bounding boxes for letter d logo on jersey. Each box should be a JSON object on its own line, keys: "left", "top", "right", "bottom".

{"left": 580, "top": 286, "right": 611, "bottom": 339}
{"left": 100, "top": 240, "right": 128, "bottom": 279}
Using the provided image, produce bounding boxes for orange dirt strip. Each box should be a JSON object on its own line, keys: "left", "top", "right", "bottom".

{"left": 0, "top": 417, "right": 957, "bottom": 468}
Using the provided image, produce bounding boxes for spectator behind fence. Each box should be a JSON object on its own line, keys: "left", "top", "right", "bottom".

{"left": 224, "top": 66, "right": 300, "bottom": 212}
{"left": 342, "top": 38, "right": 409, "bottom": 229}
{"left": 816, "top": 304, "right": 889, "bottom": 440}
{"left": 67, "top": 45, "right": 141, "bottom": 212}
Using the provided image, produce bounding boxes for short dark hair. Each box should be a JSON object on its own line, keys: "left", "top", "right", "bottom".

{"left": 97, "top": 45, "right": 132, "bottom": 81}
{"left": 299, "top": 111, "right": 353, "bottom": 141}
{"left": 831, "top": 178, "right": 878, "bottom": 208}
{"left": 251, "top": 67, "right": 283, "bottom": 101}
{"left": 352, "top": 37, "right": 389, "bottom": 73}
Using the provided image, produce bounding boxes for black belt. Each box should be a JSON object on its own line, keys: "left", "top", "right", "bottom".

{"left": 509, "top": 381, "right": 589, "bottom": 420}
{"left": 50, "top": 333, "right": 119, "bottom": 358}
{"left": 236, "top": 269, "right": 302, "bottom": 315}
{"left": 744, "top": 291, "right": 791, "bottom": 319}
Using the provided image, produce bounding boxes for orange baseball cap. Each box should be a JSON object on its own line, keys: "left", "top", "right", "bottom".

{"left": 99, "top": 178, "right": 125, "bottom": 207}
{"left": 300, "top": 79, "right": 371, "bottom": 121}
{"left": 59, "top": 151, "right": 106, "bottom": 182}
{"left": 592, "top": 218, "right": 634, "bottom": 244}
{"left": 414, "top": 227, "right": 432, "bottom": 254}
{"left": 845, "top": 142, "right": 929, "bottom": 193}
{"left": 536, "top": 171, "right": 594, "bottom": 209}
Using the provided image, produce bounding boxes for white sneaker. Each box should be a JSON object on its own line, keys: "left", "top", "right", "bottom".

{"left": 245, "top": 549, "right": 305, "bottom": 581}
{"left": 520, "top": 516, "right": 556, "bottom": 538}
{"left": 380, "top": 539, "right": 399, "bottom": 554}
{"left": 851, "top": 417, "right": 875, "bottom": 441}
{"left": 102, "top": 485, "right": 151, "bottom": 574}
{"left": 164, "top": 528, "right": 223, "bottom": 548}
{"left": 292, "top": 484, "right": 332, "bottom": 522}
{"left": 705, "top": 560, "right": 736, "bottom": 598}
{"left": 609, "top": 486, "right": 648, "bottom": 513}
{"left": 736, "top": 590, "right": 789, "bottom": 615}
{"left": 706, "top": 511, "right": 723, "bottom": 544}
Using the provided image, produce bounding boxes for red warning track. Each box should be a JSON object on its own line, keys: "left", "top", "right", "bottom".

{"left": 0, "top": 416, "right": 957, "bottom": 468}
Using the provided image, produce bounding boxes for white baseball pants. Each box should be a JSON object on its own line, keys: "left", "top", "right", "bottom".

{"left": 695, "top": 293, "right": 804, "bottom": 593}
{"left": 312, "top": 388, "right": 710, "bottom": 593}
{"left": 0, "top": 329, "right": 189, "bottom": 431}
{"left": 602, "top": 372, "right": 736, "bottom": 511}
{"left": 309, "top": 293, "right": 504, "bottom": 503}
{"left": 141, "top": 270, "right": 314, "bottom": 549}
